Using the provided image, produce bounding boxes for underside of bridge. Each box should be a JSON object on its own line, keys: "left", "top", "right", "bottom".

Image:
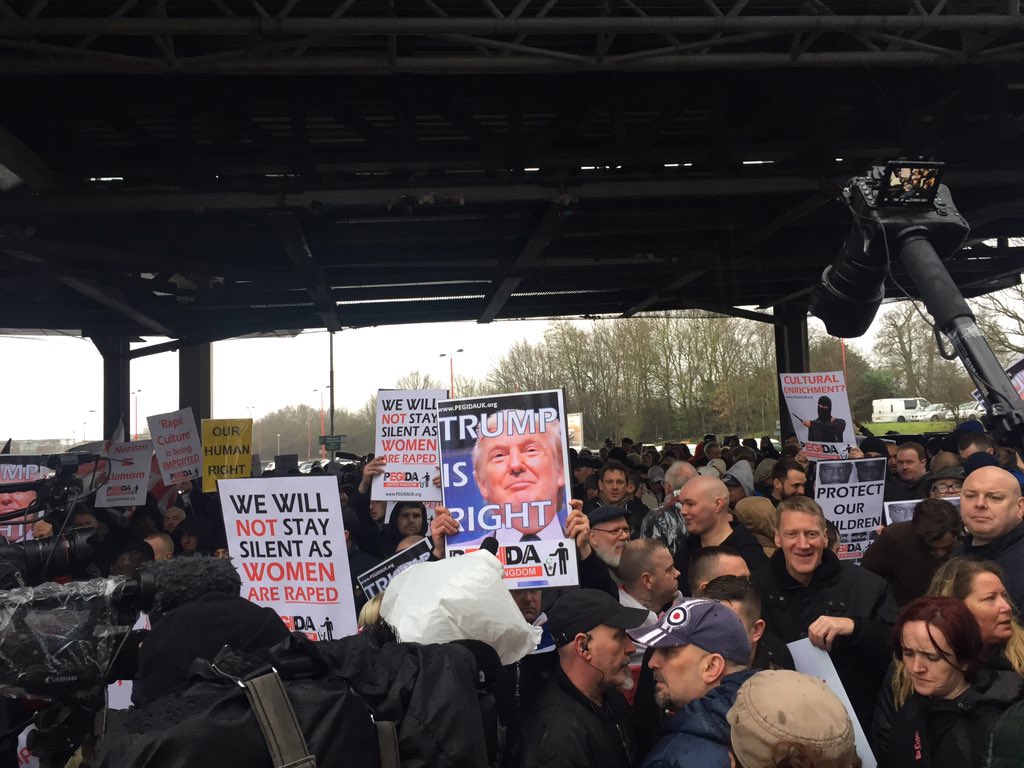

{"left": 0, "top": 1, "right": 1022, "bottom": 432}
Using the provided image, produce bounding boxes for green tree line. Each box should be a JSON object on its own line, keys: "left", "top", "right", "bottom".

{"left": 256, "top": 295, "right": 1021, "bottom": 455}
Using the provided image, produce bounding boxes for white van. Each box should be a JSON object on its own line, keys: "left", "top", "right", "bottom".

{"left": 872, "top": 397, "right": 931, "bottom": 423}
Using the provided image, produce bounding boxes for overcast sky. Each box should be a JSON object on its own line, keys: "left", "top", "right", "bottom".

{"left": 1, "top": 311, "right": 880, "bottom": 442}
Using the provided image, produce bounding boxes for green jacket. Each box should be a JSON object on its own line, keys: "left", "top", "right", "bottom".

{"left": 989, "top": 698, "right": 1024, "bottom": 768}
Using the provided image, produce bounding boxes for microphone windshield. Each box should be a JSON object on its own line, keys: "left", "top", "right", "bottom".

{"left": 141, "top": 557, "right": 241, "bottom": 620}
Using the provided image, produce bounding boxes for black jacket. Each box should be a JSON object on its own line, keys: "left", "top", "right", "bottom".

{"left": 678, "top": 522, "right": 771, "bottom": 596}
{"left": 872, "top": 650, "right": 1017, "bottom": 762}
{"left": 761, "top": 548, "right": 898, "bottom": 730}
{"left": 886, "top": 668, "right": 1024, "bottom": 768}
{"left": 577, "top": 549, "right": 620, "bottom": 599}
{"left": 963, "top": 522, "right": 1024, "bottom": 612}
{"left": 510, "top": 665, "right": 639, "bottom": 768}
{"left": 100, "top": 633, "right": 490, "bottom": 768}
{"left": 495, "top": 649, "right": 558, "bottom": 766}
{"left": 884, "top": 473, "right": 930, "bottom": 502}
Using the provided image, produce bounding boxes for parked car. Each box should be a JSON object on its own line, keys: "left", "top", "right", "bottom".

{"left": 955, "top": 401, "right": 985, "bottom": 421}
{"left": 911, "top": 404, "right": 953, "bottom": 422}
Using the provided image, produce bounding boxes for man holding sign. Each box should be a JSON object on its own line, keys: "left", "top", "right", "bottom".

{"left": 762, "top": 496, "right": 897, "bottom": 731}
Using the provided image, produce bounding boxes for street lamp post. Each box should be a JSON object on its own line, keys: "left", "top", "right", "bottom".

{"left": 277, "top": 433, "right": 281, "bottom": 455}
{"left": 314, "top": 388, "right": 325, "bottom": 459}
{"left": 439, "top": 348, "right": 464, "bottom": 397}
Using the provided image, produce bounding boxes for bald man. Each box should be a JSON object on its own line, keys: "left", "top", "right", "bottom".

{"left": 961, "top": 465, "right": 1024, "bottom": 609}
{"left": 674, "top": 476, "right": 770, "bottom": 595}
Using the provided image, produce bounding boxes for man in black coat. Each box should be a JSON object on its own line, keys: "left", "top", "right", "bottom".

{"left": 761, "top": 496, "right": 897, "bottom": 731}
{"left": 672, "top": 476, "right": 771, "bottom": 595}
{"left": 510, "top": 589, "right": 648, "bottom": 768}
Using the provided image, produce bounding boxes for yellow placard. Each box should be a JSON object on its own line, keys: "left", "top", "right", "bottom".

{"left": 202, "top": 419, "right": 253, "bottom": 492}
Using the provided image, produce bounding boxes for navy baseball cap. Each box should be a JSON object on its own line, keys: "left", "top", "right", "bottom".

{"left": 588, "top": 505, "right": 628, "bottom": 527}
{"left": 628, "top": 598, "right": 751, "bottom": 664}
{"left": 547, "top": 589, "right": 650, "bottom": 646}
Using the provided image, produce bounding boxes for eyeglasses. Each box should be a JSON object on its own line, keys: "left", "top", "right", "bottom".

{"left": 931, "top": 483, "right": 962, "bottom": 495}
{"left": 592, "top": 527, "right": 630, "bottom": 537}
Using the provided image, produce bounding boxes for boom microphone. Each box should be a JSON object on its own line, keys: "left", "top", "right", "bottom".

{"left": 141, "top": 556, "right": 242, "bottom": 620}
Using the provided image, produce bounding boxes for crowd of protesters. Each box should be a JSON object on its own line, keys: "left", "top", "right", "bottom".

{"left": 2, "top": 417, "right": 1024, "bottom": 768}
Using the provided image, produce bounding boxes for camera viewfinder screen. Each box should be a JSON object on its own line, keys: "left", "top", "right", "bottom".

{"left": 877, "top": 164, "right": 942, "bottom": 206}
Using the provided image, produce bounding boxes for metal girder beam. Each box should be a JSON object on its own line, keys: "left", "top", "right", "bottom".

{"left": 7, "top": 167, "right": 1024, "bottom": 215}
{"left": 736, "top": 193, "right": 833, "bottom": 250}
{"left": 621, "top": 270, "right": 705, "bottom": 317}
{"left": 3, "top": 51, "right": 1020, "bottom": 75}
{"left": 0, "top": 122, "right": 62, "bottom": 191}
{"left": 665, "top": 299, "right": 775, "bottom": 324}
{"left": 479, "top": 202, "right": 564, "bottom": 323}
{"left": 269, "top": 212, "right": 342, "bottom": 331}
{"left": 0, "top": 16, "right": 1020, "bottom": 35}
{"left": 0, "top": 176, "right": 832, "bottom": 213}
{"left": 3, "top": 248, "right": 174, "bottom": 336}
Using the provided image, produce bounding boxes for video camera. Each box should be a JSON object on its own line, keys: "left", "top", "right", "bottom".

{"left": 810, "top": 160, "right": 1024, "bottom": 451}
{"left": 0, "top": 453, "right": 112, "bottom": 587}
{"left": 0, "top": 557, "right": 240, "bottom": 768}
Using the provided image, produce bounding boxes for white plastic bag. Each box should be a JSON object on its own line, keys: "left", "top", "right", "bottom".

{"left": 380, "top": 550, "right": 541, "bottom": 665}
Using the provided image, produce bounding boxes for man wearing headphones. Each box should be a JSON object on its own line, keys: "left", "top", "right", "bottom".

{"left": 510, "top": 588, "right": 649, "bottom": 768}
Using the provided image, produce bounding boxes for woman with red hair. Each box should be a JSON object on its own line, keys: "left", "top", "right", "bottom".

{"left": 886, "top": 596, "right": 1023, "bottom": 768}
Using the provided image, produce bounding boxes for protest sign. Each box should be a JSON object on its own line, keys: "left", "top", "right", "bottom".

{"left": 813, "top": 458, "right": 886, "bottom": 562}
{"left": 357, "top": 536, "right": 433, "bottom": 600}
{"left": 438, "top": 389, "right": 579, "bottom": 589}
{"left": 16, "top": 727, "right": 37, "bottom": 767}
{"left": 147, "top": 407, "right": 202, "bottom": 485}
{"left": 201, "top": 419, "right": 253, "bottom": 492}
{"left": 96, "top": 441, "right": 152, "bottom": 507}
{"left": 973, "top": 353, "right": 1024, "bottom": 404}
{"left": 787, "top": 638, "right": 877, "bottom": 768}
{"left": 883, "top": 500, "right": 917, "bottom": 525}
{"left": 0, "top": 457, "right": 51, "bottom": 542}
{"left": 884, "top": 496, "right": 959, "bottom": 525}
{"left": 219, "top": 476, "right": 356, "bottom": 641}
{"left": 372, "top": 388, "right": 446, "bottom": 503}
{"left": 780, "top": 371, "right": 857, "bottom": 460}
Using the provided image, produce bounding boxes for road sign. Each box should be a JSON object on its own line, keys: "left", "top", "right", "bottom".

{"left": 318, "top": 434, "right": 348, "bottom": 450}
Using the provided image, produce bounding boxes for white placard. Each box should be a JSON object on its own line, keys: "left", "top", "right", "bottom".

{"left": 96, "top": 441, "right": 152, "bottom": 507}
{"left": 219, "top": 476, "right": 356, "bottom": 640}
{"left": 787, "top": 638, "right": 877, "bottom": 768}
{"left": 372, "top": 388, "right": 446, "bottom": 503}
{"left": 147, "top": 407, "right": 202, "bottom": 485}
{"left": 780, "top": 371, "right": 857, "bottom": 460}
{"left": 814, "top": 458, "right": 886, "bottom": 562}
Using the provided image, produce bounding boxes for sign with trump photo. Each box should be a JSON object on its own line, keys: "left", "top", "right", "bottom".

{"left": 438, "top": 389, "right": 579, "bottom": 589}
